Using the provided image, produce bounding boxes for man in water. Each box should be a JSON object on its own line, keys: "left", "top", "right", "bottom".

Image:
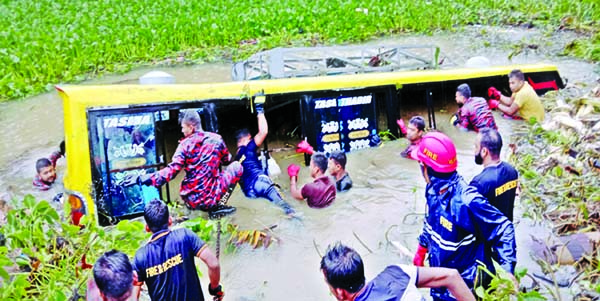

{"left": 470, "top": 128, "right": 518, "bottom": 221}
{"left": 321, "top": 242, "right": 475, "bottom": 301}
{"left": 288, "top": 152, "right": 336, "bottom": 208}
{"left": 327, "top": 151, "right": 352, "bottom": 192}
{"left": 489, "top": 69, "right": 545, "bottom": 122}
{"left": 412, "top": 132, "right": 516, "bottom": 300}
{"left": 399, "top": 116, "right": 426, "bottom": 160}
{"left": 33, "top": 140, "right": 65, "bottom": 191}
{"left": 125, "top": 110, "right": 241, "bottom": 216}
{"left": 235, "top": 97, "right": 296, "bottom": 216}
{"left": 452, "top": 83, "right": 497, "bottom": 132}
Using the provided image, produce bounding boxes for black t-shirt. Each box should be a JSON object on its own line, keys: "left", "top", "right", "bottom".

{"left": 336, "top": 173, "right": 353, "bottom": 192}
{"left": 235, "top": 140, "right": 265, "bottom": 193}
{"left": 470, "top": 161, "right": 518, "bottom": 221}
{"left": 133, "top": 228, "right": 206, "bottom": 301}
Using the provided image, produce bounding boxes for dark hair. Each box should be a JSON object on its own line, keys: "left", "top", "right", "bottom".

{"left": 320, "top": 242, "right": 365, "bottom": 293}
{"left": 93, "top": 250, "right": 133, "bottom": 301}
{"left": 509, "top": 69, "right": 525, "bottom": 81}
{"left": 235, "top": 128, "right": 251, "bottom": 142}
{"left": 409, "top": 116, "right": 426, "bottom": 131}
{"left": 311, "top": 152, "right": 328, "bottom": 174}
{"left": 36, "top": 158, "right": 52, "bottom": 173}
{"left": 329, "top": 151, "right": 347, "bottom": 169}
{"left": 479, "top": 128, "right": 503, "bottom": 159}
{"left": 144, "top": 199, "right": 169, "bottom": 233}
{"left": 456, "top": 83, "right": 471, "bottom": 99}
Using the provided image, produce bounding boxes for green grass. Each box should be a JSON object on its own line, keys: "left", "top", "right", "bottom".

{"left": 0, "top": 0, "right": 598, "bottom": 101}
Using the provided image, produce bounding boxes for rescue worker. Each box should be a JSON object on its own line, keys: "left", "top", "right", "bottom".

{"left": 321, "top": 242, "right": 475, "bottom": 301}
{"left": 132, "top": 199, "right": 224, "bottom": 301}
{"left": 451, "top": 83, "right": 497, "bottom": 132}
{"left": 288, "top": 152, "right": 336, "bottom": 208}
{"left": 124, "top": 110, "right": 241, "bottom": 216}
{"left": 235, "top": 96, "right": 296, "bottom": 216}
{"left": 412, "top": 132, "right": 517, "bottom": 300}
{"left": 399, "top": 116, "right": 426, "bottom": 160}
{"left": 489, "top": 69, "right": 545, "bottom": 122}
{"left": 470, "top": 128, "right": 518, "bottom": 221}
{"left": 87, "top": 250, "right": 135, "bottom": 301}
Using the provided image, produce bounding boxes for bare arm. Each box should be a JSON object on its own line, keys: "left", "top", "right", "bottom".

{"left": 416, "top": 267, "right": 475, "bottom": 301}
{"left": 254, "top": 113, "right": 268, "bottom": 147}
{"left": 499, "top": 94, "right": 513, "bottom": 106}
{"left": 290, "top": 176, "right": 304, "bottom": 200}
{"left": 132, "top": 285, "right": 142, "bottom": 301}
{"left": 198, "top": 246, "right": 220, "bottom": 289}
{"left": 498, "top": 101, "right": 519, "bottom": 116}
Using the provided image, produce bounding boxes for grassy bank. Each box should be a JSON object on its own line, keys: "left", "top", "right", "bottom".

{"left": 1, "top": 0, "right": 598, "bottom": 101}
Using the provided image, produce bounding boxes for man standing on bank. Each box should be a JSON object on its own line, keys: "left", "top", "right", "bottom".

{"left": 125, "top": 110, "right": 242, "bottom": 216}
{"left": 132, "top": 199, "right": 224, "bottom": 301}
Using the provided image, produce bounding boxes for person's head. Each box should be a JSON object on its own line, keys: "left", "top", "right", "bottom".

{"left": 93, "top": 250, "right": 133, "bottom": 301}
{"left": 328, "top": 151, "right": 347, "bottom": 177}
{"left": 143, "top": 199, "right": 171, "bottom": 233}
{"left": 407, "top": 116, "right": 426, "bottom": 142}
{"left": 310, "top": 152, "right": 328, "bottom": 178}
{"left": 417, "top": 132, "right": 458, "bottom": 183}
{"left": 508, "top": 69, "right": 525, "bottom": 93}
{"left": 36, "top": 158, "right": 56, "bottom": 184}
{"left": 475, "top": 128, "right": 503, "bottom": 165}
{"left": 455, "top": 83, "right": 471, "bottom": 107}
{"left": 180, "top": 110, "right": 202, "bottom": 137}
{"left": 235, "top": 128, "right": 252, "bottom": 148}
{"left": 320, "top": 242, "right": 366, "bottom": 300}
{"left": 132, "top": 128, "right": 144, "bottom": 144}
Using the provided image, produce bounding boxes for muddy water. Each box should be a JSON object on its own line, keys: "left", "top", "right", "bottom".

{"left": 0, "top": 26, "right": 598, "bottom": 299}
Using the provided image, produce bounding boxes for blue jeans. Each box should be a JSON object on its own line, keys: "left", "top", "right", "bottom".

{"left": 245, "top": 175, "right": 294, "bottom": 214}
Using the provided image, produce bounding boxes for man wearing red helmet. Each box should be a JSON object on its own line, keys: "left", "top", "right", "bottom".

{"left": 412, "top": 132, "right": 517, "bottom": 301}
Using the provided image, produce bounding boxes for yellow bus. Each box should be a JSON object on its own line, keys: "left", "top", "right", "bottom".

{"left": 57, "top": 63, "right": 562, "bottom": 225}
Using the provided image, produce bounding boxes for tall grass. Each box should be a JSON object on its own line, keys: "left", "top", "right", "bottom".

{"left": 0, "top": 0, "right": 598, "bottom": 101}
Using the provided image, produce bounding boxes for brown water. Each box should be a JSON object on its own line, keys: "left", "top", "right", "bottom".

{"left": 0, "top": 26, "right": 597, "bottom": 300}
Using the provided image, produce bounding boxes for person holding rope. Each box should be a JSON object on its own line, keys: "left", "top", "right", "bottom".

{"left": 132, "top": 199, "right": 224, "bottom": 301}
{"left": 124, "top": 109, "right": 241, "bottom": 217}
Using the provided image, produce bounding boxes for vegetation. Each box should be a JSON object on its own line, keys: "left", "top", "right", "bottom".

{"left": 1, "top": 0, "right": 599, "bottom": 101}
{"left": 0, "top": 195, "right": 275, "bottom": 300}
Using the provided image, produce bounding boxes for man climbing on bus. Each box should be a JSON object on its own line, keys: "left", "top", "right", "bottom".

{"left": 124, "top": 110, "right": 242, "bottom": 216}
{"left": 451, "top": 83, "right": 497, "bottom": 132}
{"left": 489, "top": 69, "right": 545, "bottom": 122}
{"left": 234, "top": 94, "right": 296, "bottom": 217}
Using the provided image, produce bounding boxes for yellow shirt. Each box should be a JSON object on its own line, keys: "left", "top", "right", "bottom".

{"left": 513, "top": 82, "right": 545, "bottom": 122}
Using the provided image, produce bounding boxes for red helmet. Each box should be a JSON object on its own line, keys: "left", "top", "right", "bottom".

{"left": 417, "top": 132, "right": 457, "bottom": 173}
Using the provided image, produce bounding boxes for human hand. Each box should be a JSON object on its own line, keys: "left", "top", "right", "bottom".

{"left": 413, "top": 244, "right": 428, "bottom": 266}
{"left": 450, "top": 114, "right": 459, "bottom": 126}
{"left": 208, "top": 283, "right": 224, "bottom": 301}
{"left": 122, "top": 174, "right": 140, "bottom": 186}
{"left": 488, "top": 98, "right": 500, "bottom": 110}
{"left": 488, "top": 87, "right": 501, "bottom": 101}
{"left": 287, "top": 164, "right": 301, "bottom": 178}
{"left": 296, "top": 140, "right": 314, "bottom": 155}
{"left": 59, "top": 140, "right": 66, "bottom": 157}
{"left": 396, "top": 119, "right": 407, "bottom": 135}
{"left": 254, "top": 93, "right": 266, "bottom": 114}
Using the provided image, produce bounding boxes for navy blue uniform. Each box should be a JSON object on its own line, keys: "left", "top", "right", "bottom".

{"left": 469, "top": 161, "right": 518, "bottom": 221}
{"left": 355, "top": 265, "right": 425, "bottom": 301}
{"left": 236, "top": 140, "right": 294, "bottom": 214}
{"left": 133, "top": 228, "right": 206, "bottom": 301}
{"left": 418, "top": 173, "right": 516, "bottom": 301}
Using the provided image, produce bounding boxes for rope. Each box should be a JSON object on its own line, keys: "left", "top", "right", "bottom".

{"left": 216, "top": 219, "right": 221, "bottom": 260}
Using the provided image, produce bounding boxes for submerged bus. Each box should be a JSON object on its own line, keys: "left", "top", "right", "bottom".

{"left": 57, "top": 63, "right": 562, "bottom": 225}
